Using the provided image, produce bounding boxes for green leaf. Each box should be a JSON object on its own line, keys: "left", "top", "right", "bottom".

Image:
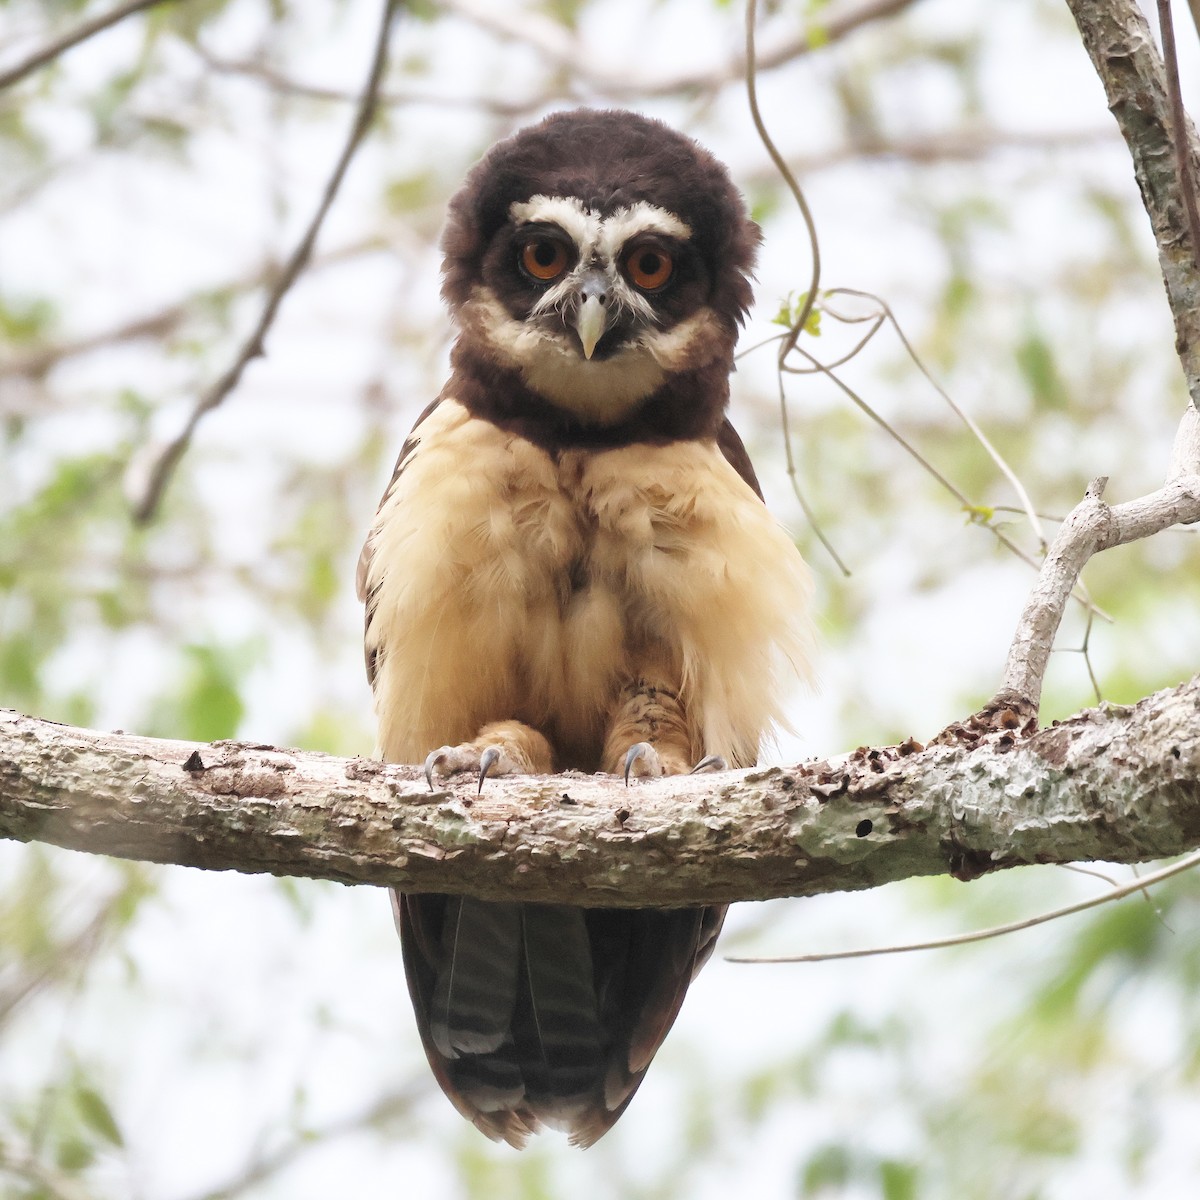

{"left": 880, "top": 1159, "right": 919, "bottom": 1200}
{"left": 1016, "top": 328, "right": 1069, "bottom": 411}
{"left": 56, "top": 1135, "right": 96, "bottom": 1172}
{"left": 772, "top": 290, "right": 822, "bottom": 336}
{"left": 177, "top": 644, "right": 248, "bottom": 741}
{"left": 75, "top": 1084, "right": 124, "bottom": 1148}
{"left": 800, "top": 1143, "right": 853, "bottom": 1194}
{"left": 0, "top": 294, "right": 57, "bottom": 343}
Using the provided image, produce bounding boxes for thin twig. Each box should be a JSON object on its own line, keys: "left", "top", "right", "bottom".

{"left": 746, "top": 0, "right": 837, "bottom": 569}
{"left": 772, "top": 369, "right": 852, "bottom": 576}
{"left": 191, "top": 42, "right": 549, "bottom": 118}
{"left": 822, "top": 287, "right": 1047, "bottom": 551}
{"left": 0, "top": 0, "right": 177, "bottom": 91}
{"left": 183, "top": 1086, "right": 425, "bottom": 1200}
{"left": 129, "top": 0, "right": 402, "bottom": 524}
{"left": 0, "top": 1152, "right": 95, "bottom": 1200}
{"left": 440, "top": 0, "right": 919, "bottom": 101}
{"left": 782, "top": 304, "right": 886, "bottom": 373}
{"left": 0, "top": 889, "right": 126, "bottom": 1022}
{"left": 193, "top": 42, "right": 1115, "bottom": 169}
{"left": 1080, "top": 606, "right": 1103, "bottom": 704}
{"left": 745, "top": 0, "right": 821, "bottom": 362}
{"left": 743, "top": 125, "right": 1118, "bottom": 182}
{"left": 727, "top": 846, "right": 1200, "bottom": 963}
{"left": 792, "top": 343, "right": 1052, "bottom": 576}
{"left": 767, "top": 292, "right": 1109, "bottom": 619}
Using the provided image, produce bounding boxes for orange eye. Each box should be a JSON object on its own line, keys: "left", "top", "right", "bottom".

{"left": 624, "top": 245, "right": 673, "bottom": 291}
{"left": 521, "top": 237, "right": 569, "bottom": 282}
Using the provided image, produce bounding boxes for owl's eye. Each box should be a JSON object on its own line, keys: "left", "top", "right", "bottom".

{"left": 520, "top": 237, "right": 570, "bottom": 282}
{"left": 624, "top": 245, "right": 673, "bottom": 292}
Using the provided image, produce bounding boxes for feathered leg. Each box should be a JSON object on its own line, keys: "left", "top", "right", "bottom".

{"left": 601, "top": 676, "right": 701, "bottom": 780}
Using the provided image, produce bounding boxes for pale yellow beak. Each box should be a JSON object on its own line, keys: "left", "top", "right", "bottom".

{"left": 575, "top": 294, "right": 607, "bottom": 360}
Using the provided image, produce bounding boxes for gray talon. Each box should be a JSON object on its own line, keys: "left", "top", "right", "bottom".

{"left": 424, "top": 749, "right": 446, "bottom": 793}
{"left": 623, "top": 742, "right": 653, "bottom": 787}
{"left": 478, "top": 746, "right": 501, "bottom": 792}
{"left": 690, "top": 754, "right": 726, "bottom": 774}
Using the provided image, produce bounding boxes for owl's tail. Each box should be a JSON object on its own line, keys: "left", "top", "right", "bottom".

{"left": 394, "top": 892, "right": 724, "bottom": 1147}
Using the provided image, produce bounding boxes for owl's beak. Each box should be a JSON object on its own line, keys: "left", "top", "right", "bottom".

{"left": 574, "top": 270, "right": 612, "bottom": 360}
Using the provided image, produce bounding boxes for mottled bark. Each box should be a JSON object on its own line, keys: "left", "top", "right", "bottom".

{"left": 1065, "top": 0, "right": 1200, "bottom": 404}
{"left": 3, "top": 676, "right": 1199, "bottom": 905}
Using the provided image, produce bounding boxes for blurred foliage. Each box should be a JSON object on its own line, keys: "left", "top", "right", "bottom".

{"left": 2, "top": 0, "right": 1200, "bottom": 1196}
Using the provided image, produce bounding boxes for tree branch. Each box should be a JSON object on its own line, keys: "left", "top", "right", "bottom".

{"left": 0, "top": 237, "right": 387, "bottom": 406}
{"left": 992, "top": 473, "right": 1200, "bottom": 716}
{"left": 194, "top": 0, "right": 919, "bottom": 116}
{"left": 1065, "top": 0, "right": 1200, "bottom": 405}
{"left": 0, "top": 0, "right": 176, "bottom": 92}
{"left": 439, "top": 0, "right": 919, "bottom": 101}
{"left": 128, "top": 0, "right": 401, "bottom": 524}
{"left": 3, "top": 676, "right": 1199, "bottom": 905}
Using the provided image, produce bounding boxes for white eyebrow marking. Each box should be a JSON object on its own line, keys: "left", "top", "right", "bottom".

{"left": 507, "top": 196, "right": 692, "bottom": 262}
{"left": 509, "top": 195, "right": 599, "bottom": 258}
{"left": 599, "top": 202, "right": 691, "bottom": 259}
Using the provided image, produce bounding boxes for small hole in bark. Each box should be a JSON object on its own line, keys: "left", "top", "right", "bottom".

{"left": 856, "top": 819, "right": 873, "bottom": 837}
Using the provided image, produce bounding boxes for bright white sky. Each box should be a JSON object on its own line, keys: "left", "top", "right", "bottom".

{"left": 3, "top": 1, "right": 1199, "bottom": 1196}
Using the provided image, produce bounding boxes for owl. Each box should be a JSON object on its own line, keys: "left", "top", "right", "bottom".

{"left": 358, "top": 109, "right": 814, "bottom": 1147}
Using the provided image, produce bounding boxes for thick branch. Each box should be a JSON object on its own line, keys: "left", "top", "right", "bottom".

{"left": 3, "top": 676, "right": 1199, "bottom": 906}
{"left": 1066, "top": 0, "right": 1200, "bottom": 403}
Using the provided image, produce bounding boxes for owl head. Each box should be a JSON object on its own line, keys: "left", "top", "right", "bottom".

{"left": 440, "top": 109, "right": 761, "bottom": 427}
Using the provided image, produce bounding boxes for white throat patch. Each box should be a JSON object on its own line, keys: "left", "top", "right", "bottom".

{"left": 464, "top": 289, "right": 668, "bottom": 423}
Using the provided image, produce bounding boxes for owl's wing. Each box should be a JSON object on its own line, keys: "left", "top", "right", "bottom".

{"left": 717, "top": 416, "right": 764, "bottom": 500}
{"left": 357, "top": 396, "right": 442, "bottom": 688}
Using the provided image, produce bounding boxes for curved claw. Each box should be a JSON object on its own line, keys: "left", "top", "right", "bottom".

{"left": 623, "top": 741, "right": 654, "bottom": 787}
{"left": 424, "top": 749, "right": 447, "bottom": 793}
{"left": 690, "top": 754, "right": 726, "bottom": 775}
{"left": 478, "top": 745, "right": 501, "bottom": 793}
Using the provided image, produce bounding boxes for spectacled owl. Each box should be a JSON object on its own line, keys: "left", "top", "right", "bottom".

{"left": 358, "top": 108, "right": 814, "bottom": 1147}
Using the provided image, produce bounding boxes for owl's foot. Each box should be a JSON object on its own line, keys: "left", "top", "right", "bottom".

{"left": 423, "top": 720, "right": 554, "bottom": 793}
{"left": 622, "top": 743, "right": 725, "bottom": 785}
{"left": 424, "top": 743, "right": 516, "bottom": 793}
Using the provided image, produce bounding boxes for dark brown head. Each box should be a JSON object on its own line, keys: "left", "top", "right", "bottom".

{"left": 441, "top": 109, "right": 760, "bottom": 429}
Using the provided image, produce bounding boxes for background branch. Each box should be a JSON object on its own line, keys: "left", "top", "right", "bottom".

{"left": 128, "top": 0, "right": 401, "bottom": 524}
{"left": 0, "top": 0, "right": 175, "bottom": 92}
